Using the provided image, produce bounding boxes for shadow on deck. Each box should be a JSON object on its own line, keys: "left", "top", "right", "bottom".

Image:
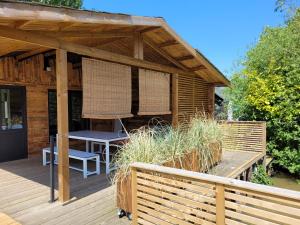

{"left": 0, "top": 156, "right": 129, "bottom": 225}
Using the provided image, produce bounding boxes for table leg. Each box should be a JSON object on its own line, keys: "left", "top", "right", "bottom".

{"left": 86, "top": 140, "right": 89, "bottom": 152}
{"left": 105, "top": 141, "right": 110, "bottom": 174}
{"left": 91, "top": 142, "right": 94, "bottom": 153}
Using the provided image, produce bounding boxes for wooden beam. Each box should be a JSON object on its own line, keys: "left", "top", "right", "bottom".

{"left": 133, "top": 32, "right": 143, "bottom": 59}
{"left": 158, "top": 40, "right": 179, "bottom": 48}
{"left": 143, "top": 36, "right": 187, "bottom": 71}
{"left": 16, "top": 47, "right": 50, "bottom": 61}
{"left": 14, "top": 20, "right": 31, "bottom": 29}
{"left": 175, "top": 55, "right": 194, "bottom": 61}
{"left": 190, "top": 65, "right": 206, "bottom": 71}
{"left": 56, "top": 49, "right": 70, "bottom": 203}
{"left": 94, "top": 37, "right": 127, "bottom": 48}
{"left": 0, "top": 26, "right": 198, "bottom": 77}
{"left": 36, "top": 31, "right": 132, "bottom": 39}
{"left": 140, "top": 26, "right": 161, "bottom": 34}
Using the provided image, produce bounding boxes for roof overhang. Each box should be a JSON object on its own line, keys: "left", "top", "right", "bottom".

{"left": 0, "top": 1, "right": 230, "bottom": 86}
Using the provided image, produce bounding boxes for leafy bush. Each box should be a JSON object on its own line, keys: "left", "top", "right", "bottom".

{"left": 225, "top": 10, "right": 300, "bottom": 175}
{"left": 251, "top": 165, "right": 273, "bottom": 185}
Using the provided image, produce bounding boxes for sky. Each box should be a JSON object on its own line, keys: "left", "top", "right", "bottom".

{"left": 83, "top": 0, "right": 285, "bottom": 78}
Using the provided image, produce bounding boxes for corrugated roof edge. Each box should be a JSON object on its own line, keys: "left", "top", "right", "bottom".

{"left": 3, "top": 0, "right": 164, "bottom": 19}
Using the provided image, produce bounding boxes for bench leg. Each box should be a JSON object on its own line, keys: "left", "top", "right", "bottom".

{"left": 96, "top": 155, "right": 100, "bottom": 175}
{"left": 83, "top": 159, "right": 88, "bottom": 179}
{"left": 43, "top": 151, "right": 47, "bottom": 166}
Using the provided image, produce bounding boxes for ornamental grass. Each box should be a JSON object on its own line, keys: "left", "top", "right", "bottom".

{"left": 112, "top": 114, "right": 223, "bottom": 183}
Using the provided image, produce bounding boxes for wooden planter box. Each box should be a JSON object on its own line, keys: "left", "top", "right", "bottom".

{"left": 116, "top": 143, "right": 222, "bottom": 214}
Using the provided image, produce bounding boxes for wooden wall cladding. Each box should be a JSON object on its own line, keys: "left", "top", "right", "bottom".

{"left": 177, "top": 74, "right": 211, "bottom": 124}
{"left": 0, "top": 55, "right": 82, "bottom": 88}
{"left": 26, "top": 86, "right": 49, "bottom": 154}
{"left": 0, "top": 55, "right": 82, "bottom": 154}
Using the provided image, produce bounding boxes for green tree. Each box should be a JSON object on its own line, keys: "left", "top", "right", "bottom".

{"left": 25, "top": 0, "right": 83, "bottom": 9}
{"left": 225, "top": 10, "right": 300, "bottom": 176}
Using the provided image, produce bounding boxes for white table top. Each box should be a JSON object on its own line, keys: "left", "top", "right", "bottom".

{"left": 68, "top": 130, "right": 129, "bottom": 142}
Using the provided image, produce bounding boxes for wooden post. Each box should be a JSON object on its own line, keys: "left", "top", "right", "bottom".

{"left": 131, "top": 167, "right": 138, "bottom": 225}
{"left": 133, "top": 32, "right": 143, "bottom": 60}
{"left": 56, "top": 49, "right": 70, "bottom": 202}
{"left": 172, "top": 74, "right": 179, "bottom": 127}
{"left": 216, "top": 184, "right": 225, "bottom": 225}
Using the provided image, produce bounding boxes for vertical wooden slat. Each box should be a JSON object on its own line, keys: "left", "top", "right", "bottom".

{"left": 208, "top": 84, "right": 215, "bottom": 116}
{"left": 216, "top": 184, "right": 225, "bottom": 225}
{"left": 56, "top": 49, "right": 70, "bottom": 202}
{"left": 131, "top": 167, "right": 138, "bottom": 225}
{"left": 172, "top": 74, "right": 178, "bottom": 127}
{"left": 262, "top": 122, "right": 267, "bottom": 154}
{"left": 192, "top": 76, "right": 195, "bottom": 114}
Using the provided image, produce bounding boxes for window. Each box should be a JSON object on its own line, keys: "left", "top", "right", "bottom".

{"left": 0, "top": 88, "right": 25, "bottom": 130}
{"left": 48, "top": 90, "right": 89, "bottom": 136}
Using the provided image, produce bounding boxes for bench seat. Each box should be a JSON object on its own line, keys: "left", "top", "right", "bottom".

{"left": 42, "top": 147, "right": 100, "bottom": 178}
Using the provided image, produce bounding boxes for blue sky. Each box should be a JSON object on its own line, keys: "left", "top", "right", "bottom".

{"left": 83, "top": 0, "right": 285, "bottom": 78}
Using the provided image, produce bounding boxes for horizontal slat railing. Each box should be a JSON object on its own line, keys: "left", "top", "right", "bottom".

{"left": 131, "top": 162, "right": 300, "bottom": 225}
{"left": 220, "top": 121, "right": 266, "bottom": 153}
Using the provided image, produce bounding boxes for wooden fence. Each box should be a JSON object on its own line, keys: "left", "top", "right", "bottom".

{"left": 220, "top": 121, "right": 266, "bottom": 153}
{"left": 131, "top": 162, "right": 300, "bottom": 225}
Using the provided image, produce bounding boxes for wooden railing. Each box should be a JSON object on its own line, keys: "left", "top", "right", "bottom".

{"left": 131, "top": 162, "right": 300, "bottom": 225}
{"left": 220, "top": 121, "right": 266, "bottom": 153}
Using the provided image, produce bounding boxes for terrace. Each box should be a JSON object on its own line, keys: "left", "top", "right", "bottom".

{"left": 0, "top": 121, "right": 267, "bottom": 225}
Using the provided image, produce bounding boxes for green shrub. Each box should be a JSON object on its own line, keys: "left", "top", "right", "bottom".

{"left": 251, "top": 165, "right": 273, "bottom": 185}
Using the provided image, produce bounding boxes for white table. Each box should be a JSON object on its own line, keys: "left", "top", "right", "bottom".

{"left": 68, "top": 130, "right": 129, "bottom": 174}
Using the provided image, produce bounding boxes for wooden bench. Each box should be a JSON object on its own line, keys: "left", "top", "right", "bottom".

{"left": 42, "top": 147, "right": 100, "bottom": 178}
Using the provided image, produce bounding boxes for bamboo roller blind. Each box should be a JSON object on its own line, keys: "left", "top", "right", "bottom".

{"left": 82, "top": 58, "right": 133, "bottom": 119}
{"left": 138, "top": 68, "right": 171, "bottom": 115}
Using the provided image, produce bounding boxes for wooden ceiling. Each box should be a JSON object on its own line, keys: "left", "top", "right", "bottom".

{"left": 0, "top": 1, "right": 229, "bottom": 86}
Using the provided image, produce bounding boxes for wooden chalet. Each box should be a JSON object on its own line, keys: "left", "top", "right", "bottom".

{"left": 0, "top": 1, "right": 230, "bottom": 203}
{"left": 1, "top": 3, "right": 299, "bottom": 225}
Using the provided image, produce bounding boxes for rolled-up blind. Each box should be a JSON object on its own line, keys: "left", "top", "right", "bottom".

{"left": 138, "top": 68, "right": 171, "bottom": 115}
{"left": 82, "top": 58, "right": 133, "bottom": 119}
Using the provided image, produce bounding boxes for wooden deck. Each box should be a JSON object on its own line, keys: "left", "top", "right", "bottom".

{"left": 0, "top": 150, "right": 264, "bottom": 225}
{"left": 212, "top": 150, "right": 264, "bottom": 178}
{"left": 0, "top": 157, "right": 129, "bottom": 225}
